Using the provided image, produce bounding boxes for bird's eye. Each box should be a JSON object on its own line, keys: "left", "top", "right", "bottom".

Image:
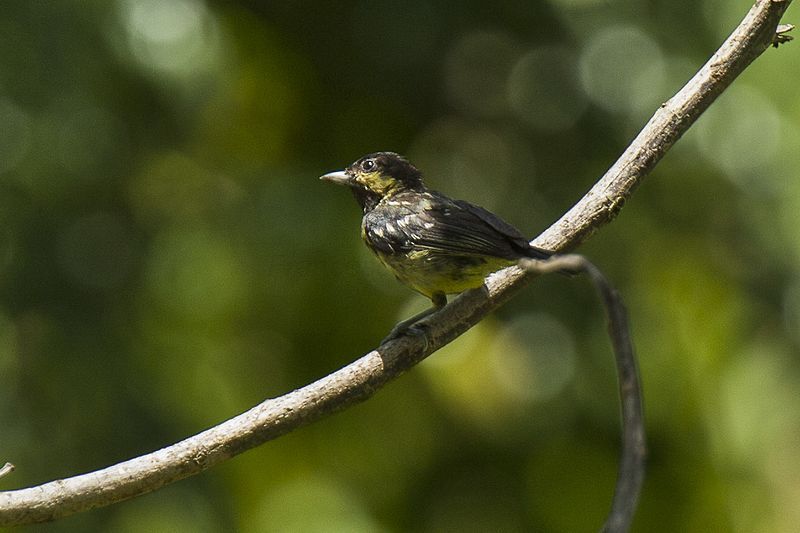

{"left": 361, "top": 159, "right": 376, "bottom": 172}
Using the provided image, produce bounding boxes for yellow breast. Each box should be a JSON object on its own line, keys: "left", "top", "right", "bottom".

{"left": 372, "top": 248, "right": 514, "bottom": 299}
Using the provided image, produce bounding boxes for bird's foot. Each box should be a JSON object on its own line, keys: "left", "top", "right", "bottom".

{"left": 380, "top": 298, "right": 444, "bottom": 347}
{"left": 381, "top": 319, "right": 430, "bottom": 345}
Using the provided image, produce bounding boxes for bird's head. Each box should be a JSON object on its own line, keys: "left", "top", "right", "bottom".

{"left": 320, "top": 152, "right": 424, "bottom": 212}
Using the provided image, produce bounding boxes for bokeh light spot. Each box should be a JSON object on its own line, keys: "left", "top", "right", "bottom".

{"left": 579, "top": 25, "right": 665, "bottom": 115}
{"left": 443, "top": 30, "right": 519, "bottom": 117}
{"left": 508, "top": 45, "right": 588, "bottom": 131}
{"left": 715, "top": 342, "right": 799, "bottom": 471}
{"left": 422, "top": 313, "right": 576, "bottom": 432}
{"left": 116, "top": 0, "right": 222, "bottom": 78}
{"left": 254, "top": 476, "right": 384, "bottom": 532}
{"left": 409, "top": 118, "right": 519, "bottom": 211}
{"left": 490, "top": 313, "right": 576, "bottom": 403}
{"left": 703, "top": 0, "right": 759, "bottom": 42}
{"left": 422, "top": 321, "right": 523, "bottom": 430}
{"left": 694, "top": 85, "right": 782, "bottom": 193}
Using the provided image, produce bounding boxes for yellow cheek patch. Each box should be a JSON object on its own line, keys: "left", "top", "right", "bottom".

{"left": 357, "top": 171, "right": 396, "bottom": 195}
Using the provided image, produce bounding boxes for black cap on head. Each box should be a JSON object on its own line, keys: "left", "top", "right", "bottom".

{"left": 349, "top": 152, "right": 424, "bottom": 190}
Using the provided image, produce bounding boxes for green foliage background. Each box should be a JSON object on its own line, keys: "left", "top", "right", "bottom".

{"left": 1, "top": 1, "right": 799, "bottom": 531}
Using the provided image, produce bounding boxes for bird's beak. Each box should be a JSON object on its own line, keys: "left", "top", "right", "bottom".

{"left": 319, "top": 170, "right": 351, "bottom": 186}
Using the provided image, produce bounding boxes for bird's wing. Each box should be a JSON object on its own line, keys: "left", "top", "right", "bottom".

{"left": 380, "top": 192, "right": 548, "bottom": 260}
{"left": 451, "top": 199, "right": 552, "bottom": 259}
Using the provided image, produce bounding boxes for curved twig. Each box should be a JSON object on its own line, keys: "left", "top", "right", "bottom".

{"left": 0, "top": 0, "right": 793, "bottom": 527}
{"left": 521, "top": 256, "right": 646, "bottom": 533}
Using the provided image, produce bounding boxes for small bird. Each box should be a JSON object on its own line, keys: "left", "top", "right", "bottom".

{"left": 320, "top": 152, "right": 553, "bottom": 341}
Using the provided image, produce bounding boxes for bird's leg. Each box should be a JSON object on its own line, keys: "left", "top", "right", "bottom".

{"left": 381, "top": 293, "right": 447, "bottom": 344}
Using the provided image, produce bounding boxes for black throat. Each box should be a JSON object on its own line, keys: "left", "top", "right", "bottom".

{"left": 351, "top": 187, "right": 382, "bottom": 214}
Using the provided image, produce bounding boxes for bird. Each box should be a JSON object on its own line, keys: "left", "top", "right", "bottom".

{"left": 320, "top": 151, "right": 554, "bottom": 341}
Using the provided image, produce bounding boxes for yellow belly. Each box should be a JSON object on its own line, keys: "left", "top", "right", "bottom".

{"left": 373, "top": 249, "right": 515, "bottom": 299}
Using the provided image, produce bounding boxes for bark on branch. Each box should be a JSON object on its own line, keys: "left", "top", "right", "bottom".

{"left": 0, "top": 0, "right": 793, "bottom": 527}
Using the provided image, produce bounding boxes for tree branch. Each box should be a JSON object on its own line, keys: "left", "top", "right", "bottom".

{"left": 0, "top": 0, "right": 793, "bottom": 527}
{"left": 534, "top": 0, "right": 793, "bottom": 253}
